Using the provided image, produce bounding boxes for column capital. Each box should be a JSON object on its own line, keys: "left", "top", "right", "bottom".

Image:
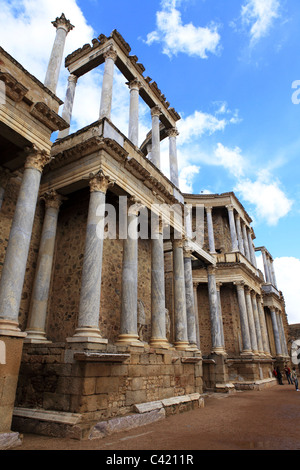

{"left": 151, "top": 105, "right": 162, "bottom": 118}
{"left": 205, "top": 205, "right": 214, "bottom": 213}
{"left": 172, "top": 237, "right": 185, "bottom": 249}
{"left": 226, "top": 204, "right": 234, "bottom": 212}
{"left": 216, "top": 282, "right": 223, "bottom": 290}
{"left": 24, "top": 145, "right": 51, "bottom": 173}
{"left": 234, "top": 280, "right": 245, "bottom": 289}
{"left": 67, "top": 73, "right": 78, "bottom": 84}
{"left": 193, "top": 281, "right": 200, "bottom": 289}
{"left": 207, "top": 265, "right": 216, "bottom": 276}
{"left": 127, "top": 78, "right": 142, "bottom": 91}
{"left": 52, "top": 13, "right": 74, "bottom": 33}
{"left": 166, "top": 127, "right": 179, "bottom": 138}
{"left": 41, "top": 189, "right": 65, "bottom": 210}
{"left": 183, "top": 244, "right": 193, "bottom": 258}
{"left": 89, "top": 170, "right": 115, "bottom": 193}
{"left": 103, "top": 47, "right": 118, "bottom": 62}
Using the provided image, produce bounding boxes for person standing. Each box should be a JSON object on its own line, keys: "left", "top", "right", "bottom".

{"left": 276, "top": 366, "right": 283, "bottom": 385}
{"left": 291, "top": 367, "right": 299, "bottom": 391}
{"left": 284, "top": 365, "right": 293, "bottom": 384}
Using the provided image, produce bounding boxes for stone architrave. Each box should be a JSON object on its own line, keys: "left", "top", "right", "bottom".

{"left": 99, "top": 47, "right": 117, "bottom": 120}
{"left": 270, "top": 308, "right": 282, "bottom": 357}
{"left": 150, "top": 106, "right": 162, "bottom": 170}
{"left": 0, "top": 146, "right": 51, "bottom": 335}
{"left": 128, "top": 79, "right": 142, "bottom": 146}
{"left": 207, "top": 266, "right": 224, "bottom": 354}
{"left": 172, "top": 238, "right": 189, "bottom": 350}
{"left": 166, "top": 128, "right": 179, "bottom": 187}
{"left": 184, "top": 246, "right": 198, "bottom": 350}
{"left": 44, "top": 13, "right": 74, "bottom": 93}
{"left": 205, "top": 206, "right": 216, "bottom": 254}
{"left": 226, "top": 205, "right": 239, "bottom": 252}
{"left": 70, "top": 171, "right": 114, "bottom": 343}
{"left": 234, "top": 281, "right": 252, "bottom": 354}
{"left": 25, "top": 190, "right": 64, "bottom": 343}
{"left": 57, "top": 74, "right": 78, "bottom": 139}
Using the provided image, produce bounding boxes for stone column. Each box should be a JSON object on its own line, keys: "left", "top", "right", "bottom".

{"left": 184, "top": 246, "right": 198, "bottom": 350}
{"left": 128, "top": 79, "right": 141, "bottom": 146}
{"left": 193, "top": 281, "right": 201, "bottom": 351}
{"left": 270, "top": 308, "right": 282, "bottom": 356}
{"left": 226, "top": 205, "right": 239, "bottom": 252}
{"left": 277, "top": 311, "right": 288, "bottom": 357}
{"left": 234, "top": 282, "right": 252, "bottom": 354}
{"left": 166, "top": 128, "right": 179, "bottom": 187}
{"left": 206, "top": 206, "right": 216, "bottom": 254}
{"left": 150, "top": 218, "right": 169, "bottom": 349}
{"left": 242, "top": 223, "right": 251, "bottom": 261}
{"left": 150, "top": 106, "right": 162, "bottom": 170}
{"left": 216, "top": 282, "right": 225, "bottom": 349}
{"left": 261, "top": 248, "right": 271, "bottom": 283}
{"left": 117, "top": 198, "right": 143, "bottom": 347}
{"left": 235, "top": 214, "right": 245, "bottom": 255}
{"left": 244, "top": 286, "right": 258, "bottom": 354}
{"left": 207, "top": 266, "right": 224, "bottom": 354}
{"left": 270, "top": 259, "right": 278, "bottom": 288}
{"left": 25, "top": 191, "right": 64, "bottom": 343}
{"left": 44, "top": 13, "right": 74, "bottom": 93}
{"left": 99, "top": 47, "right": 117, "bottom": 120}
{"left": 0, "top": 146, "right": 50, "bottom": 334}
{"left": 251, "top": 291, "right": 264, "bottom": 355}
{"left": 247, "top": 231, "right": 257, "bottom": 267}
{"left": 57, "top": 74, "right": 78, "bottom": 139}
{"left": 70, "top": 171, "right": 114, "bottom": 343}
{"left": 257, "top": 295, "right": 271, "bottom": 355}
{"left": 172, "top": 238, "right": 189, "bottom": 350}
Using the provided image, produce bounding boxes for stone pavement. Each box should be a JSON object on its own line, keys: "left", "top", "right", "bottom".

{"left": 10, "top": 382, "right": 300, "bottom": 451}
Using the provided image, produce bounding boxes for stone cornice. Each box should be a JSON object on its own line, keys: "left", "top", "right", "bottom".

{"left": 0, "top": 71, "right": 28, "bottom": 102}
{"left": 30, "top": 102, "right": 69, "bottom": 132}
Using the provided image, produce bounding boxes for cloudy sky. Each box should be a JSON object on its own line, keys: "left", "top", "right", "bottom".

{"left": 1, "top": 0, "right": 300, "bottom": 324}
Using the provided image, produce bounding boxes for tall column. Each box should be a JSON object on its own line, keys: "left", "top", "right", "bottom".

{"left": 251, "top": 291, "right": 264, "bottom": 355}
{"left": 117, "top": 198, "right": 143, "bottom": 347}
{"left": 216, "top": 282, "right": 225, "bottom": 349}
{"left": 206, "top": 206, "right": 216, "bottom": 254}
{"left": 277, "top": 311, "right": 288, "bottom": 357}
{"left": 99, "top": 47, "right": 117, "bottom": 120}
{"left": 270, "top": 259, "right": 278, "bottom": 288}
{"left": 261, "top": 248, "right": 271, "bottom": 283}
{"left": 244, "top": 286, "right": 258, "bottom": 354}
{"left": 207, "top": 266, "right": 224, "bottom": 354}
{"left": 193, "top": 281, "right": 201, "bottom": 352}
{"left": 70, "top": 171, "right": 114, "bottom": 343}
{"left": 234, "top": 282, "right": 252, "bottom": 354}
{"left": 270, "top": 308, "right": 282, "bottom": 356}
{"left": 150, "top": 218, "right": 169, "bottom": 349}
{"left": 44, "top": 13, "right": 74, "bottom": 93}
{"left": 184, "top": 246, "right": 198, "bottom": 350}
{"left": 242, "top": 223, "right": 251, "bottom": 261}
{"left": 166, "top": 128, "right": 179, "bottom": 187}
{"left": 128, "top": 79, "right": 141, "bottom": 146}
{"left": 150, "top": 106, "right": 162, "bottom": 170}
{"left": 257, "top": 295, "right": 270, "bottom": 355}
{"left": 0, "top": 146, "right": 50, "bottom": 334}
{"left": 226, "top": 205, "right": 238, "bottom": 252}
{"left": 172, "top": 238, "right": 189, "bottom": 350}
{"left": 25, "top": 190, "right": 63, "bottom": 343}
{"left": 247, "top": 231, "right": 257, "bottom": 267}
{"left": 235, "top": 214, "right": 245, "bottom": 255}
{"left": 57, "top": 74, "right": 78, "bottom": 139}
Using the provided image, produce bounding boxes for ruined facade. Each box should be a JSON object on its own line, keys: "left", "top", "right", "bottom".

{"left": 0, "top": 15, "right": 291, "bottom": 447}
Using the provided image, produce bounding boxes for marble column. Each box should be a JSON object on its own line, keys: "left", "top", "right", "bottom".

{"left": 216, "top": 282, "right": 225, "bottom": 349}
{"left": 247, "top": 231, "right": 257, "bottom": 267}
{"left": 277, "top": 311, "right": 288, "bottom": 357}
{"left": 57, "top": 74, "right": 78, "bottom": 139}
{"left": 128, "top": 79, "right": 141, "bottom": 146}
{"left": 251, "top": 291, "right": 264, "bottom": 355}
{"left": 166, "top": 128, "right": 179, "bottom": 187}
{"left": 117, "top": 198, "right": 143, "bottom": 347}
{"left": 0, "top": 146, "right": 50, "bottom": 335}
{"left": 270, "top": 308, "right": 282, "bottom": 356}
{"left": 99, "top": 47, "right": 117, "bottom": 120}
{"left": 150, "top": 106, "right": 162, "bottom": 170}
{"left": 70, "top": 171, "right": 114, "bottom": 343}
{"left": 206, "top": 206, "right": 216, "bottom": 254}
{"left": 172, "top": 238, "right": 189, "bottom": 350}
{"left": 261, "top": 249, "right": 271, "bottom": 283}
{"left": 234, "top": 282, "right": 252, "bottom": 354}
{"left": 257, "top": 295, "right": 271, "bottom": 355}
{"left": 150, "top": 218, "right": 169, "bottom": 349}
{"left": 226, "top": 205, "right": 239, "bottom": 252}
{"left": 184, "top": 246, "right": 198, "bottom": 350}
{"left": 25, "top": 190, "right": 64, "bottom": 343}
{"left": 270, "top": 259, "right": 278, "bottom": 288}
{"left": 242, "top": 223, "right": 251, "bottom": 261}
{"left": 244, "top": 286, "right": 258, "bottom": 354}
{"left": 193, "top": 281, "right": 201, "bottom": 351}
{"left": 207, "top": 266, "right": 224, "bottom": 354}
{"left": 44, "top": 13, "right": 74, "bottom": 93}
{"left": 235, "top": 214, "right": 245, "bottom": 255}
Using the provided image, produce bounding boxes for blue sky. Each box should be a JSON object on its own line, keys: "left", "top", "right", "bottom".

{"left": 0, "top": 0, "right": 299, "bottom": 323}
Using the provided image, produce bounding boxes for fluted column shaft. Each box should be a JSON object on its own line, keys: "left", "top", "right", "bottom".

{"left": 207, "top": 266, "right": 224, "bottom": 354}
{"left": 227, "top": 205, "right": 238, "bottom": 252}
{"left": 172, "top": 238, "right": 189, "bottom": 350}
{"left": 270, "top": 309, "right": 282, "bottom": 356}
{"left": 235, "top": 214, "right": 245, "bottom": 255}
{"left": 251, "top": 291, "right": 264, "bottom": 354}
{"left": 244, "top": 287, "right": 258, "bottom": 353}
{"left": 257, "top": 296, "right": 270, "bottom": 355}
{"left": 247, "top": 231, "right": 257, "bottom": 267}
{"left": 0, "top": 147, "right": 50, "bottom": 334}
{"left": 184, "top": 247, "right": 197, "bottom": 349}
{"left": 206, "top": 207, "right": 216, "bottom": 254}
{"left": 128, "top": 79, "right": 141, "bottom": 146}
{"left": 235, "top": 282, "right": 252, "bottom": 354}
{"left": 216, "top": 282, "right": 225, "bottom": 348}
{"left": 58, "top": 74, "right": 78, "bottom": 139}
{"left": 193, "top": 282, "right": 201, "bottom": 351}
{"left": 99, "top": 48, "right": 117, "bottom": 120}
{"left": 167, "top": 128, "right": 179, "bottom": 187}
{"left": 151, "top": 106, "right": 161, "bottom": 169}
{"left": 242, "top": 224, "right": 251, "bottom": 261}
{"left": 262, "top": 249, "right": 271, "bottom": 283}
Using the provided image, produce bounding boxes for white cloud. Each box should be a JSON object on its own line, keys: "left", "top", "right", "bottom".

{"left": 214, "top": 143, "right": 246, "bottom": 179}
{"left": 273, "top": 257, "right": 300, "bottom": 325}
{"left": 179, "top": 165, "right": 200, "bottom": 193}
{"left": 145, "top": 0, "right": 221, "bottom": 58}
{"left": 241, "top": 0, "right": 281, "bottom": 45}
{"left": 177, "top": 110, "right": 227, "bottom": 144}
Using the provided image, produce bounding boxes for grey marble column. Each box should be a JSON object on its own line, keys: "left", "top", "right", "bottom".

{"left": 25, "top": 191, "right": 63, "bottom": 343}
{"left": 206, "top": 206, "right": 216, "bottom": 254}
{"left": 226, "top": 205, "right": 239, "bottom": 252}
{"left": 150, "top": 218, "right": 169, "bottom": 349}
{"left": 247, "top": 231, "right": 257, "bottom": 267}
{"left": 242, "top": 223, "right": 251, "bottom": 261}
{"left": 184, "top": 246, "right": 198, "bottom": 350}
{"left": 128, "top": 79, "right": 141, "bottom": 147}
{"left": 251, "top": 291, "right": 264, "bottom": 355}
{"left": 172, "top": 238, "right": 189, "bottom": 350}
{"left": 257, "top": 295, "right": 271, "bottom": 355}
{"left": 234, "top": 282, "right": 252, "bottom": 354}
{"left": 193, "top": 281, "right": 201, "bottom": 352}
{"left": 117, "top": 199, "right": 143, "bottom": 347}
{"left": 99, "top": 47, "right": 117, "bottom": 120}
{"left": 70, "top": 171, "right": 114, "bottom": 343}
{"left": 216, "top": 282, "right": 225, "bottom": 349}
{"left": 270, "top": 308, "right": 282, "bottom": 356}
{"left": 44, "top": 13, "right": 74, "bottom": 93}
{"left": 167, "top": 128, "right": 179, "bottom": 187}
{"left": 270, "top": 259, "right": 278, "bottom": 288}
{"left": 277, "top": 311, "right": 288, "bottom": 356}
{"left": 261, "top": 249, "right": 271, "bottom": 283}
{"left": 207, "top": 266, "right": 224, "bottom": 354}
{"left": 0, "top": 146, "right": 50, "bottom": 335}
{"left": 244, "top": 286, "right": 258, "bottom": 354}
{"left": 150, "top": 106, "right": 162, "bottom": 170}
{"left": 57, "top": 74, "right": 78, "bottom": 139}
{"left": 235, "top": 214, "right": 245, "bottom": 255}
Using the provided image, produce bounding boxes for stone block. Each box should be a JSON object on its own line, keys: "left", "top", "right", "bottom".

{"left": 96, "top": 376, "right": 120, "bottom": 394}
{"left": 125, "top": 389, "right": 147, "bottom": 406}
{"left": 133, "top": 400, "right": 163, "bottom": 414}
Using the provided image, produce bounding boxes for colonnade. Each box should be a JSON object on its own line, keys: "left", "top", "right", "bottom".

{"left": 257, "top": 247, "right": 278, "bottom": 287}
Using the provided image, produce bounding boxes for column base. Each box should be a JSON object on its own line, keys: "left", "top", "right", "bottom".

{"left": 24, "top": 329, "right": 51, "bottom": 344}
{"left": 67, "top": 327, "right": 108, "bottom": 344}
{"left": 241, "top": 350, "right": 254, "bottom": 357}
{"left": 174, "top": 341, "right": 190, "bottom": 351}
{"left": 115, "top": 334, "right": 144, "bottom": 348}
{"left": 149, "top": 337, "right": 170, "bottom": 349}
{"left": 0, "top": 320, "right": 26, "bottom": 338}
{"left": 211, "top": 346, "right": 227, "bottom": 355}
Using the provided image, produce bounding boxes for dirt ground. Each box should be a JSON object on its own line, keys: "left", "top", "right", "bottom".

{"left": 10, "top": 382, "right": 300, "bottom": 451}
